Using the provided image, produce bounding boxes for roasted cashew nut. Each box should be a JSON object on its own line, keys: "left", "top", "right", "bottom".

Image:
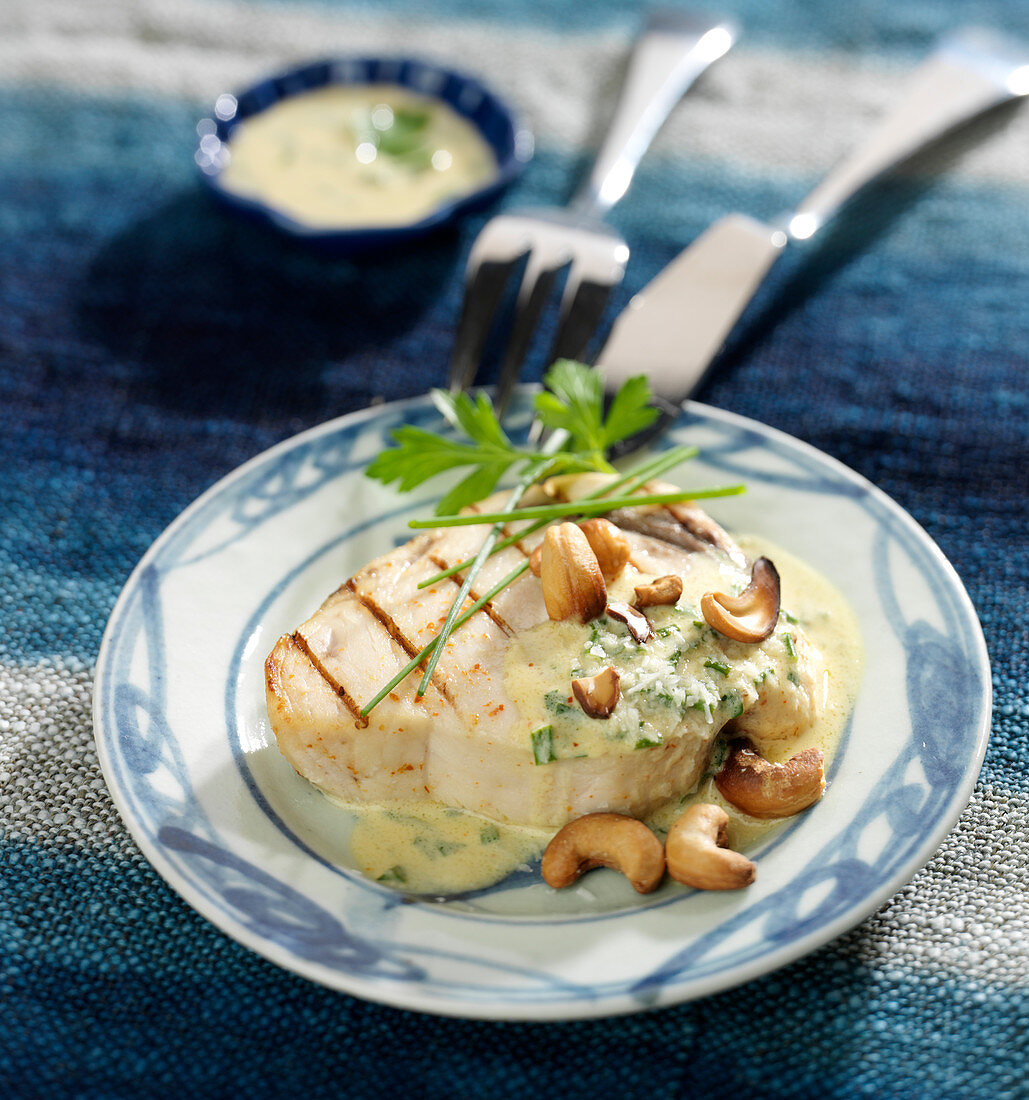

{"left": 579, "top": 517, "right": 631, "bottom": 580}
{"left": 529, "top": 517, "right": 629, "bottom": 582}
{"left": 541, "top": 812, "right": 665, "bottom": 894}
{"left": 572, "top": 667, "right": 621, "bottom": 718}
{"left": 540, "top": 523, "right": 607, "bottom": 623}
{"left": 701, "top": 557, "right": 781, "bottom": 643}
{"left": 633, "top": 574, "right": 683, "bottom": 609}
{"left": 714, "top": 739, "right": 825, "bottom": 819}
{"left": 665, "top": 803, "right": 756, "bottom": 890}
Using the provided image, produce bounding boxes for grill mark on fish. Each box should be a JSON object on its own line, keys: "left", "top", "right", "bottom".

{"left": 289, "top": 631, "right": 369, "bottom": 729}
{"left": 428, "top": 554, "right": 515, "bottom": 638}
{"left": 345, "top": 579, "right": 457, "bottom": 706}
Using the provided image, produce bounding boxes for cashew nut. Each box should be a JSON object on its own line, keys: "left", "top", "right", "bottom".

{"left": 528, "top": 518, "right": 629, "bottom": 582}
{"left": 579, "top": 518, "right": 631, "bottom": 580}
{"left": 540, "top": 472, "right": 618, "bottom": 501}
{"left": 540, "top": 523, "right": 607, "bottom": 622}
{"left": 541, "top": 812, "right": 665, "bottom": 893}
{"left": 606, "top": 601, "right": 654, "bottom": 643}
{"left": 633, "top": 574, "right": 683, "bottom": 609}
{"left": 701, "top": 557, "right": 781, "bottom": 643}
{"left": 528, "top": 542, "right": 543, "bottom": 576}
{"left": 714, "top": 739, "right": 825, "bottom": 818}
{"left": 572, "top": 666, "right": 621, "bottom": 718}
{"left": 665, "top": 803, "right": 756, "bottom": 890}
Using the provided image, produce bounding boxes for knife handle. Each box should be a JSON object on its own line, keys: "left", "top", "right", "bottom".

{"left": 569, "top": 10, "right": 738, "bottom": 219}
{"left": 787, "top": 29, "right": 1029, "bottom": 239}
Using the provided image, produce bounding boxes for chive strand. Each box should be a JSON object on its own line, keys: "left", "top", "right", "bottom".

{"left": 409, "top": 485, "right": 746, "bottom": 529}
{"left": 360, "top": 560, "right": 531, "bottom": 715}
{"left": 413, "top": 431, "right": 568, "bottom": 697}
{"left": 415, "top": 444, "right": 698, "bottom": 588}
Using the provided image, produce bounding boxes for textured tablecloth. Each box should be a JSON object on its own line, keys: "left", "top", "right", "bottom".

{"left": 2, "top": 0, "right": 1027, "bottom": 1096}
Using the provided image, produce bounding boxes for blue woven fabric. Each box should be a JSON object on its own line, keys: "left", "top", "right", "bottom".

{"left": 2, "top": 1, "right": 1027, "bottom": 1096}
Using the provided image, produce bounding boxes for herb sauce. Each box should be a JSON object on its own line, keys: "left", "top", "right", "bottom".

{"left": 219, "top": 84, "right": 498, "bottom": 228}
{"left": 333, "top": 538, "right": 862, "bottom": 896}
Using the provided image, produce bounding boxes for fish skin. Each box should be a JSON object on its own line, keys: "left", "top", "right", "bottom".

{"left": 265, "top": 486, "right": 816, "bottom": 827}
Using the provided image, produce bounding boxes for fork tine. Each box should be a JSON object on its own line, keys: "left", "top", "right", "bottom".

{"left": 549, "top": 271, "right": 615, "bottom": 365}
{"left": 447, "top": 256, "right": 522, "bottom": 393}
{"left": 492, "top": 254, "right": 565, "bottom": 416}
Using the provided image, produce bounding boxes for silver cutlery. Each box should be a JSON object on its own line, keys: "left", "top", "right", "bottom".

{"left": 447, "top": 9, "right": 738, "bottom": 414}
{"left": 594, "top": 28, "right": 1029, "bottom": 448}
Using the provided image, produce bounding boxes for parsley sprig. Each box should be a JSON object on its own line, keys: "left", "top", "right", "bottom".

{"left": 365, "top": 359, "right": 660, "bottom": 515}
{"left": 360, "top": 362, "right": 744, "bottom": 713}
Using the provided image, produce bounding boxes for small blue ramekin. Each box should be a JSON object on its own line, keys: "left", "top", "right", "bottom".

{"left": 196, "top": 56, "right": 533, "bottom": 253}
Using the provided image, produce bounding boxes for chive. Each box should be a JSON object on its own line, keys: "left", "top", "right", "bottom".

{"left": 359, "top": 559, "right": 530, "bottom": 714}
{"left": 634, "top": 737, "right": 662, "bottom": 750}
{"left": 783, "top": 632, "right": 797, "bottom": 659}
{"left": 480, "top": 824, "right": 500, "bottom": 844}
{"left": 409, "top": 485, "right": 746, "bottom": 529}
{"left": 704, "top": 658, "right": 731, "bottom": 676}
{"left": 411, "top": 430, "right": 570, "bottom": 697}
{"left": 416, "top": 444, "right": 698, "bottom": 589}
{"left": 414, "top": 475, "right": 528, "bottom": 696}
{"left": 531, "top": 725, "right": 556, "bottom": 765}
{"left": 787, "top": 670, "right": 802, "bottom": 686}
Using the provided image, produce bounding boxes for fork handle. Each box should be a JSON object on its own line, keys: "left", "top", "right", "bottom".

{"left": 787, "top": 29, "right": 1029, "bottom": 238}
{"left": 569, "top": 10, "right": 738, "bottom": 219}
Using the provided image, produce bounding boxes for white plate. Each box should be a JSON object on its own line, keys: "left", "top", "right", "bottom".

{"left": 93, "top": 394, "right": 991, "bottom": 1019}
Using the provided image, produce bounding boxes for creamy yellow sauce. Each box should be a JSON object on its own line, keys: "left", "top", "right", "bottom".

{"left": 341, "top": 537, "right": 862, "bottom": 895}
{"left": 218, "top": 84, "right": 498, "bottom": 228}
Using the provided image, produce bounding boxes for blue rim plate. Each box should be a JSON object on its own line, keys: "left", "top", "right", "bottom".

{"left": 92, "top": 393, "right": 991, "bottom": 1019}
{"left": 195, "top": 56, "right": 533, "bottom": 252}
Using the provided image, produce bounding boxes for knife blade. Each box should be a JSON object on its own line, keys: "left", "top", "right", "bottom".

{"left": 596, "top": 28, "right": 1029, "bottom": 409}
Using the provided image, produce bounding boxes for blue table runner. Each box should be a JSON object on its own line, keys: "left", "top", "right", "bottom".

{"left": 2, "top": 1, "right": 1027, "bottom": 1096}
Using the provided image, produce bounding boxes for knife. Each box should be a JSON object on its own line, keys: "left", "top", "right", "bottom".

{"left": 596, "top": 29, "right": 1029, "bottom": 417}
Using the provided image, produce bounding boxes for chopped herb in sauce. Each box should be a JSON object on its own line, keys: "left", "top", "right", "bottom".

{"left": 376, "top": 865, "right": 407, "bottom": 885}
{"left": 720, "top": 690, "right": 744, "bottom": 719}
{"left": 544, "top": 690, "right": 577, "bottom": 716}
{"left": 413, "top": 835, "right": 466, "bottom": 859}
{"left": 531, "top": 725, "right": 557, "bottom": 765}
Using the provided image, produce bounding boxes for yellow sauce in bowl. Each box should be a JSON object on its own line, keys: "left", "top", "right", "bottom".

{"left": 217, "top": 84, "right": 499, "bottom": 229}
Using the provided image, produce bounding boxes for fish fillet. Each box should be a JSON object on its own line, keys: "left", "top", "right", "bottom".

{"left": 265, "top": 483, "right": 821, "bottom": 827}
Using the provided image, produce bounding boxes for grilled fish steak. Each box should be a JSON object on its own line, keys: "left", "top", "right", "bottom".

{"left": 265, "top": 482, "right": 822, "bottom": 828}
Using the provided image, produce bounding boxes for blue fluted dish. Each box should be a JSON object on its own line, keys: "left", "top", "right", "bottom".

{"left": 195, "top": 56, "right": 533, "bottom": 253}
{"left": 93, "top": 392, "right": 991, "bottom": 1019}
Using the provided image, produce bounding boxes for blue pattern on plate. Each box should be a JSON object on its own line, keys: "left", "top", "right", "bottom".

{"left": 93, "top": 397, "right": 990, "bottom": 1013}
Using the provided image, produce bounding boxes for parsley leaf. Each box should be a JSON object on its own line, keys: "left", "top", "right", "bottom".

{"left": 364, "top": 390, "right": 548, "bottom": 515}
{"left": 366, "top": 366, "right": 650, "bottom": 514}
{"left": 358, "top": 362, "right": 747, "bottom": 714}
{"left": 534, "top": 360, "right": 659, "bottom": 459}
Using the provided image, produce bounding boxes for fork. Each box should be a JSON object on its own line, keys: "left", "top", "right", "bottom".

{"left": 446, "top": 9, "right": 738, "bottom": 415}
